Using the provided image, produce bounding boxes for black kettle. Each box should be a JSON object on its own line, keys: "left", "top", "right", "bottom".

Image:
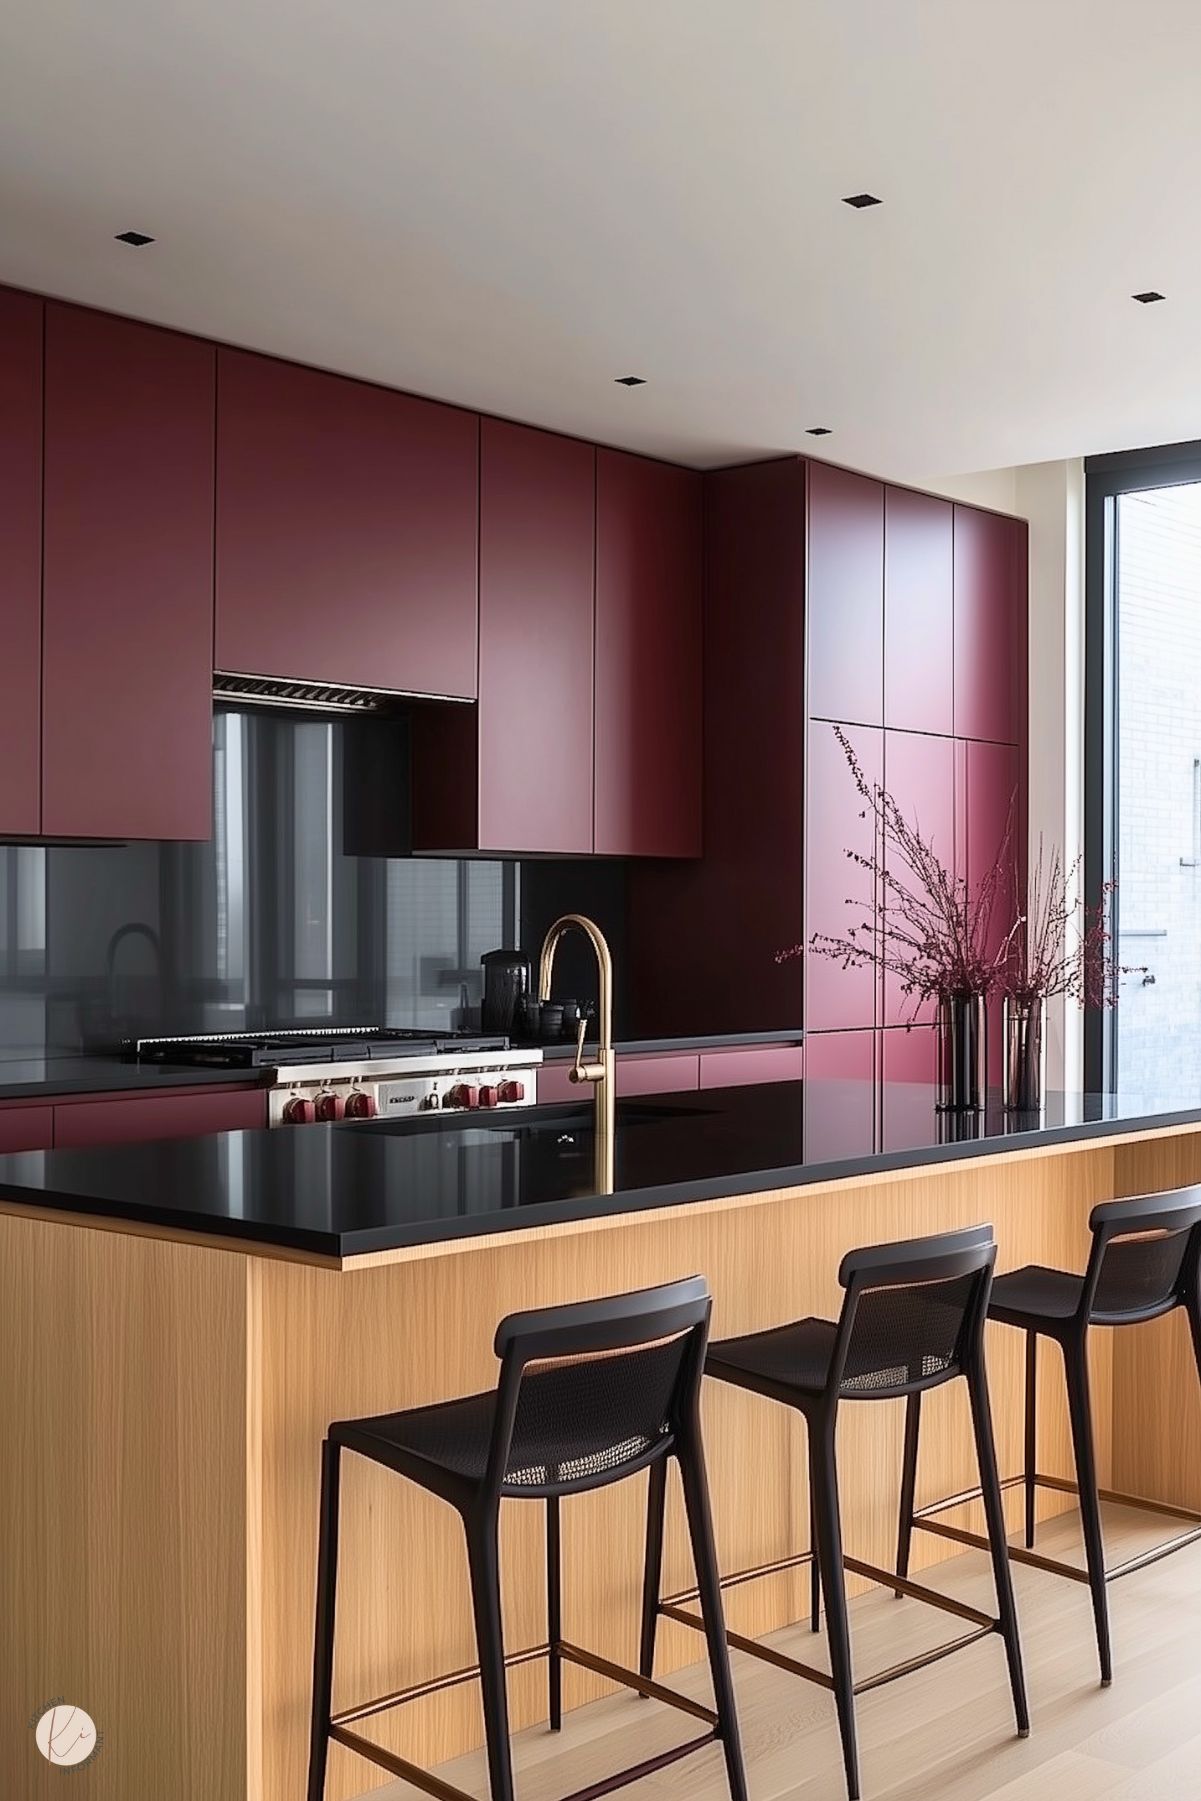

{"left": 480, "top": 948, "right": 532, "bottom": 1036}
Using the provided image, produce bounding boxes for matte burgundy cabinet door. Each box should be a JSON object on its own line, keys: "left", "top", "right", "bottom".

{"left": 805, "top": 720, "right": 882, "bottom": 1031}
{"left": 477, "top": 420, "right": 595, "bottom": 852}
{"left": 594, "top": 450, "right": 702, "bottom": 856}
{"left": 885, "top": 486, "right": 954, "bottom": 736}
{"left": 0, "top": 288, "right": 43, "bottom": 836}
{"left": 216, "top": 349, "right": 479, "bottom": 699}
{"left": 807, "top": 461, "right": 884, "bottom": 727}
{"left": 42, "top": 304, "right": 215, "bottom": 840}
{"left": 882, "top": 731, "right": 956, "bottom": 1026}
{"left": 0, "top": 1104, "right": 54, "bottom": 1154}
{"left": 954, "top": 505, "right": 1020, "bottom": 744}
{"left": 54, "top": 1086, "right": 267, "bottom": 1148}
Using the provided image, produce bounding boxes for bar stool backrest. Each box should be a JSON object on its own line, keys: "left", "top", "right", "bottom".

{"left": 485, "top": 1276, "right": 712, "bottom": 1498}
{"left": 830, "top": 1224, "right": 997, "bottom": 1401}
{"left": 1084, "top": 1186, "right": 1201, "bottom": 1324}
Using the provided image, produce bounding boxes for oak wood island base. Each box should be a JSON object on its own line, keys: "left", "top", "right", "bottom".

{"left": 2, "top": 1105, "right": 1200, "bottom": 1801}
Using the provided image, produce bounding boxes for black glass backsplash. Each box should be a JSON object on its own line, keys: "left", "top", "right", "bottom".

{"left": 0, "top": 708, "right": 627, "bottom": 1060}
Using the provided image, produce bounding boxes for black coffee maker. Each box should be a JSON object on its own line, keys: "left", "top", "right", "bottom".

{"left": 480, "top": 948, "right": 532, "bottom": 1036}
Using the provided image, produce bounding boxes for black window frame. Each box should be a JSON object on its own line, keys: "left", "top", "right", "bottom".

{"left": 1085, "top": 438, "right": 1201, "bottom": 1092}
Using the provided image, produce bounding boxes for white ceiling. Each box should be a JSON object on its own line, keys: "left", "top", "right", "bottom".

{"left": 2, "top": 0, "right": 1200, "bottom": 479}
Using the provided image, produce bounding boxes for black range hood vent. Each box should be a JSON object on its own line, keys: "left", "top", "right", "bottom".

{"left": 213, "top": 671, "right": 401, "bottom": 716}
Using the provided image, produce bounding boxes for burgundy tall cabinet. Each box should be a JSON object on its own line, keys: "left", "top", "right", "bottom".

{"left": 0, "top": 288, "right": 43, "bottom": 836}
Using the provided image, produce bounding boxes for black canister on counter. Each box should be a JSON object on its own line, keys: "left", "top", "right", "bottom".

{"left": 480, "top": 949, "right": 532, "bottom": 1035}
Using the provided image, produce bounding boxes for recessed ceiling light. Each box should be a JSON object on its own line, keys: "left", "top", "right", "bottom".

{"left": 115, "top": 230, "right": 155, "bottom": 246}
{"left": 615, "top": 375, "right": 646, "bottom": 387}
{"left": 1133, "top": 290, "right": 1165, "bottom": 304}
{"left": 842, "top": 193, "right": 882, "bottom": 209}
{"left": 806, "top": 426, "right": 833, "bottom": 437}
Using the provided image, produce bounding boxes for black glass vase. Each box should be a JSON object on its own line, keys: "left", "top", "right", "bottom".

{"left": 936, "top": 990, "right": 988, "bottom": 1112}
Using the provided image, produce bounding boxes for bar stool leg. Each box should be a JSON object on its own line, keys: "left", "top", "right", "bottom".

{"left": 465, "top": 1512, "right": 518, "bottom": 1801}
{"left": 677, "top": 1437, "right": 751, "bottom": 1801}
{"left": 809, "top": 1424, "right": 860, "bottom": 1801}
{"left": 809, "top": 1484, "right": 821, "bottom": 1630}
{"left": 306, "top": 1439, "right": 341, "bottom": 1801}
{"left": 967, "top": 1353, "right": 1030, "bottom": 1737}
{"left": 1024, "top": 1330, "right": 1038, "bottom": 1549}
{"left": 894, "top": 1390, "right": 921, "bottom": 1596}
{"left": 639, "top": 1456, "right": 668, "bottom": 1685}
{"left": 546, "top": 1495, "right": 563, "bottom": 1732}
{"left": 1062, "top": 1338, "right": 1112, "bottom": 1686}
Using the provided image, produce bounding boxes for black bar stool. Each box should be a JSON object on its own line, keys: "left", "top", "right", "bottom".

{"left": 306, "top": 1276, "right": 749, "bottom": 1801}
{"left": 642, "top": 1225, "right": 1029, "bottom": 1801}
{"left": 901, "top": 1186, "right": 1201, "bottom": 1686}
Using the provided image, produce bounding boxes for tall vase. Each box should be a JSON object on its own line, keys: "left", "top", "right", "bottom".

{"left": 1003, "top": 993, "right": 1047, "bottom": 1113}
{"left": 936, "top": 990, "right": 987, "bottom": 1112}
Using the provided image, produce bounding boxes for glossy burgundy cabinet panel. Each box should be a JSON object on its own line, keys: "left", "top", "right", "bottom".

{"left": 965, "top": 738, "right": 1021, "bottom": 959}
{"left": 216, "top": 349, "right": 478, "bottom": 699}
{"left": 594, "top": 450, "right": 702, "bottom": 856}
{"left": 476, "top": 420, "right": 595, "bottom": 852}
{"left": 884, "top": 487, "right": 953, "bottom": 736}
{"left": 803, "top": 1029, "right": 876, "bottom": 1162}
{"left": 807, "top": 461, "right": 884, "bottom": 726}
{"left": 0, "top": 288, "right": 43, "bottom": 836}
{"left": 0, "top": 1103, "right": 54, "bottom": 1154}
{"left": 805, "top": 720, "right": 882, "bottom": 1031}
{"left": 882, "top": 731, "right": 956, "bottom": 1026}
{"left": 699, "top": 1044, "right": 804, "bottom": 1089}
{"left": 954, "top": 505, "right": 1023, "bottom": 744}
{"left": 538, "top": 1052, "right": 700, "bottom": 1103}
{"left": 42, "top": 305, "right": 216, "bottom": 840}
{"left": 53, "top": 1086, "right": 267, "bottom": 1149}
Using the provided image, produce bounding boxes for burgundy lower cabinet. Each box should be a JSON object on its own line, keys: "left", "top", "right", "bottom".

{"left": 802, "top": 1029, "right": 876, "bottom": 1162}
{"left": 0, "top": 287, "right": 44, "bottom": 836}
{"left": 594, "top": 450, "right": 703, "bottom": 857}
{"left": 41, "top": 303, "right": 216, "bottom": 840}
{"left": 881, "top": 1024, "right": 941, "bottom": 1143}
{"left": 538, "top": 1052, "right": 700, "bottom": 1104}
{"left": 698, "top": 1044, "right": 804, "bottom": 1088}
{"left": 53, "top": 1086, "right": 267, "bottom": 1149}
{"left": 882, "top": 731, "right": 956, "bottom": 1027}
{"left": 805, "top": 720, "right": 882, "bottom": 1032}
{"left": 215, "top": 348, "right": 479, "bottom": 700}
{"left": 0, "top": 1103, "right": 55, "bottom": 1154}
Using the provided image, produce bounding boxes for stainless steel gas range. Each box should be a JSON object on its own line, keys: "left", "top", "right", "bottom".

{"left": 133, "top": 1028, "right": 543, "bottom": 1128}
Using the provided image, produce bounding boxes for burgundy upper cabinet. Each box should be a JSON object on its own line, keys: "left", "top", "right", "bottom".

{"left": 807, "top": 461, "right": 884, "bottom": 726}
{"left": 594, "top": 450, "right": 702, "bottom": 857}
{"left": 884, "top": 486, "right": 954, "bottom": 736}
{"left": 215, "top": 349, "right": 478, "bottom": 699}
{"left": 42, "top": 305, "right": 216, "bottom": 840}
{"left": 953, "top": 505, "right": 1025, "bottom": 744}
{"left": 477, "top": 422, "right": 594, "bottom": 853}
{"left": 0, "top": 288, "right": 43, "bottom": 836}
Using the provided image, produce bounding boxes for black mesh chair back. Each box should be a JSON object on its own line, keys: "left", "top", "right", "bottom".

{"left": 488, "top": 1276, "right": 709, "bottom": 1496}
{"left": 830, "top": 1223, "right": 997, "bottom": 1400}
{"left": 1083, "top": 1188, "right": 1201, "bottom": 1325}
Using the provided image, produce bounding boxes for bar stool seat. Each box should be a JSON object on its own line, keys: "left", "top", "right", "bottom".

{"left": 306, "top": 1277, "right": 749, "bottom": 1801}
{"left": 643, "top": 1226, "right": 1030, "bottom": 1801}
{"left": 900, "top": 1186, "right": 1201, "bottom": 1690}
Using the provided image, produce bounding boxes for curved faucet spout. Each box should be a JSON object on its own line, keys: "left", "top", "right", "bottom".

{"left": 538, "top": 913, "right": 616, "bottom": 1194}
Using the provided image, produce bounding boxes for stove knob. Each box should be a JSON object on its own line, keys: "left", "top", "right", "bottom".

{"left": 421, "top": 1091, "right": 442, "bottom": 1111}
{"left": 447, "top": 1084, "right": 479, "bottom": 1110}
{"left": 498, "top": 1079, "right": 525, "bottom": 1104}
{"left": 478, "top": 1085, "right": 500, "bottom": 1108}
{"left": 344, "top": 1090, "right": 377, "bottom": 1119}
{"left": 315, "top": 1092, "right": 346, "bottom": 1122}
{"left": 283, "top": 1096, "right": 317, "bottom": 1125}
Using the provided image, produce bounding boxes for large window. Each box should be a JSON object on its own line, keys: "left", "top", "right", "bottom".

{"left": 1087, "top": 445, "right": 1201, "bottom": 1093}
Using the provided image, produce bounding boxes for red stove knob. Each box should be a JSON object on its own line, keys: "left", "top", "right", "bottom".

{"left": 447, "top": 1084, "right": 479, "bottom": 1110}
{"left": 283, "top": 1096, "right": 316, "bottom": 1125}
{"left": 478, "top": 1085, "right": 500, "bottom": 1108}
{"left": 344, "top": 1090, "right": 377, "bottom": 1119}
{"left": 498, "top": 1079, "right": 525, "bottom": 1104}
{"left": 315, "top": 1092, "right": 346, "bottom": 1122}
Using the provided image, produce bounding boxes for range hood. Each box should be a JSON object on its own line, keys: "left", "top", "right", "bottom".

{"left": 212, "top": 672, "right": 476, "bottom": 716}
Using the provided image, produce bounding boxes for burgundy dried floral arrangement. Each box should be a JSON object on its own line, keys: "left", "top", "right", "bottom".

{"left": 776, "top": 725, "right": 1018, "bottom": 1011}
{"left": 1007, "top": 839, "right": 1142, "bottom": 1007}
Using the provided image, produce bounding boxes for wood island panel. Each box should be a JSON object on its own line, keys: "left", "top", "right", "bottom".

{"left": 3, "top": 1124, "right": 1201, "bottom": 1801}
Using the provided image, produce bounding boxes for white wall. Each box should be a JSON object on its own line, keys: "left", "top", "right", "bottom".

{"left": 924, "top": 459, "right": 1086, "bottom": 1088}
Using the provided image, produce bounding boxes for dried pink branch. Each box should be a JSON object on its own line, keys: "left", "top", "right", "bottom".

{"left": 1006, "top": 837, "right": 1144, "bottom": 1007}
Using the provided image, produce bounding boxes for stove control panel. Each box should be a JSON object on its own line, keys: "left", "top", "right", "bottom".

{"left": 268, "top": 1051, "right": 542, "bottom": 1128}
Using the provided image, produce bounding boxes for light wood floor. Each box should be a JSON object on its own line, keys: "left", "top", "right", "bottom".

{"left": 356, "top": 1504, "right": 1201, "bottom": 1800}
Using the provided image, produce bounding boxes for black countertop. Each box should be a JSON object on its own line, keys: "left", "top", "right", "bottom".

{"left": 0, "top": 1054, "right": 269, "bottom": 1101}
{"left": 1, "top": 1079, "right": 1200, "bottom": 1260}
